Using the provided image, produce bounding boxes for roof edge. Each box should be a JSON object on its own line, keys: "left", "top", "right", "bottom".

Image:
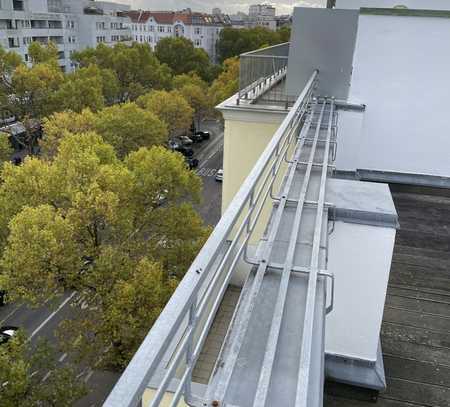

{"left": 360, "top": 7, "right": 450, "bottom": 18}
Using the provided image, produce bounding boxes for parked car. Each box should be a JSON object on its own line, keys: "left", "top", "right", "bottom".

{"left": 195, "top": 131, "right": 211, "bottom": 141}
{"left": 215, "top": 169, "right": 223, "bottom": 182}
{"left": 186, "top": 158, "right": 199, "bottom": 170}
{"left": 179, "top": 136, "right": 193, "bottom": 146}
{"left": 168, "top": 140, "right": 180, "bottom": 150}
{"left": 176, "top": 146, "right": 194, "bottom": 158}
{"left": 190, "top": 133, "right": 203, "bottom": 143}
{"left": 0, "top": 326, "right": 18, "bottom": 345}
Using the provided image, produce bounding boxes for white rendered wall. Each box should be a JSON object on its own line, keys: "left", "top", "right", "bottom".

{"left": 336, "top": 0, "right": 450, "bottom": 10}
{"left": 335, "top": 110, "right": 364, "bottom": 172}
{"left": 326, "top": 222, "right": 396, "bottom": 362}
{"left": 346, "top": 14, "right": 450, "bottom": 178}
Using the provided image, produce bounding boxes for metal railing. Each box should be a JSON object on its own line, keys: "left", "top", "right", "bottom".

{"left": 238, "top": 42, "right": 296, "bottom": 107}
{"left": 103, "top": 70, "right": 319, "bottom": 407}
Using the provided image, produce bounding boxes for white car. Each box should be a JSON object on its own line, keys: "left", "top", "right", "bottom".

{"left": 215, "top": 169, "right": 223, "bottom": 182}
{"left": 179, "top": 136, "right": 193, "bottom": 146}
{"left": 0, "top": 326, "right": 18, "bottom": 345}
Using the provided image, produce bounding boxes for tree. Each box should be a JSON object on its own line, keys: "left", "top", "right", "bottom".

{"left": 155, "top": 37, "right": 215, "bottom": 82}
{"left": 278, "top": 26, "right": 291, "bottom": 43}
{"left": 208, "top": 57, "right": 240, "bottom": 106}
{"left": 0, "top": 134, "right": 209, "bottom": 369}
{"left": 216, "top": 27, "right": 287, "bottom": 63}
{"left": 72, "top": 43, "right": 172, "bottom": 101}
{"left": 173, "top": 74, "right": 212, "bottom": 130}
{"left": 40, "top": 103, "right": 168, "bottom": 159}
{"left": 137, "top": 90, "right": 194, "bottom": 137}
{"left": 93, "top": 102, "right": 168, "bottom": 158}
{"left": 0, "top": 132, "right": 13, "bottom": 163}
{"left": 28, "top": 41, "right": 59, "bottom": 64}
{"left": 40, "top": 109, "right": 97, "bottom": 158}
{"left": 0, "top": 332, "right": 86, "bottom": 407}
{"left": 53, "top": 65, "right": 106, "bottom": 114}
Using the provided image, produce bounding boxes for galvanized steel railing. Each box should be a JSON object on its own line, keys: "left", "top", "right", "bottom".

{"left": 238, "top": 43, "right": 294, "bottom": 106}
{"left": 103, "top": 70, "right": 319, "bottom": 407}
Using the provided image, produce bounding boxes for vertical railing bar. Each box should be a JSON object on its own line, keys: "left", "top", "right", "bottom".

{"left": 184, "top": 299, "right": 197, "bottom": 403}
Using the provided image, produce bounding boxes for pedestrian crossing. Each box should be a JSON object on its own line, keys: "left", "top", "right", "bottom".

{"left": 196, "top": 168, "right": 219, "bottom": 177}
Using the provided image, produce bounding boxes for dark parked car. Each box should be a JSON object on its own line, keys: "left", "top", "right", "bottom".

{"left": 186, "top": 158, "right": 199, "bottom": 170}
{"left": 0, "top": 326, "right": 18, "bottom": 345}
{"left": 195, "top": 131, "right": 211, "bottom": 141}
{"left": 175, "top": 146, "right": 194, "bottom": 158}
{"left": 190, "top": 133, "right": 203, "bottom": 143}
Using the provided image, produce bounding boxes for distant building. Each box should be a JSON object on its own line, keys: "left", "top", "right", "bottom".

{"left": 126, "top": 9, "right": 231, "bottom": 61}
{"left": 0, "top": 0, "right": 132, "bottom": 71}
{"left": 212, "top": 8, "right": 222, "bottom": 16}
{"left": 230, "top": 4, "right": 278, "bottom": 31}
{"left": 249, "top": 4, "right": 276, "bottom": 18}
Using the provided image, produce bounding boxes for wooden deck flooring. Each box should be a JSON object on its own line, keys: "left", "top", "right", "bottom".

{"left": 325, "top": 187, "right": 450, "bottom": 407}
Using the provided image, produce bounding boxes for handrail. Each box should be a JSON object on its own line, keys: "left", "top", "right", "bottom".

{"left": 103, "top": 70, "right": 318, "bottom": 407}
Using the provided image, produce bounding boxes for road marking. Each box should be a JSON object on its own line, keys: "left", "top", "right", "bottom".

{"left": 84, "top": 369, "right": 94, "bottom": 383}
{"left": 58, "top": 353, "right": 68, "bottom": 363}
{"left": 29, "top": 292, "right": 76, "bottom": 340}
{"left": 42, "top": 371, "right": 52, "bottom": 382}
{"left": 196, "top": 168, "right": 218, "bottom": 177}
{"left": 198, "top": 140, "right": 224, "bottom": 170}
{"left": 0, "top": 305, "right": 22, "bottom": 325}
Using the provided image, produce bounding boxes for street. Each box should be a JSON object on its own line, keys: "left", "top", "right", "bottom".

{"left": 0, "top": 119, "right": 224, "bottom": 407}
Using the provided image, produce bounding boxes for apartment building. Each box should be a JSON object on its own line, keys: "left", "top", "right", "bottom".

{"left": 126, "top": 9, "right": 231, "bottom": 61}
{"left": 0, "top": 0, "right": 132, "bottom": 71}
{"left": 230, "top": 4, "right": 278, "bottom": 31}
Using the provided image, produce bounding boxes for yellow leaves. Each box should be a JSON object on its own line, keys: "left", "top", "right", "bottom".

{"left": 40, "top": 103, "right": 168, "bottom": 160}
{"left": 136, "top": 89, "right": 194, "bottom": 136}
{"left": 1, "top": 205, "right": 80, "bottom": 304}
{"left": 41, "top": 109, "right": 96, "bottom": 158}
{"left": 0, "top": 123, "right": 208, "bottom": 369}
{"left": 208, "top": 57, "right": 240, "bottom": 106}
{"left": 93, "top": 102, "right": 168, "bottom": 158}
{"left": 0, "top": 131, "right": 13, "bottom": 163}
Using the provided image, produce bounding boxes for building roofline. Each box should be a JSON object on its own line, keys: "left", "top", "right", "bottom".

{"left": 360, "top": 7, "right": 450, "bottom": 18}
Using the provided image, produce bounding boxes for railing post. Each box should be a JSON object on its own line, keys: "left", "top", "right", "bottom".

{"left": 184, "top": 298, "right": 197, "bottom": 404}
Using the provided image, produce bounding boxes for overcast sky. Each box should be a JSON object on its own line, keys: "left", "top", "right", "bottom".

{"left": 108, "top": 1, "right": 327, "bottom": 15}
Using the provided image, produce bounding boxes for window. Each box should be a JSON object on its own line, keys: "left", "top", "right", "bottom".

{"left": 96, "top": 22, "right": 106, "bottom": 30}
{"left": 13, "top": 0, "right": 24, "bottom": 11}
{"left": 66, "top": 20, "right": 75, "bottom": 29}
{"left": 194, "top": 39, "right": 201, "bottom": 47}
{"left": 149, "top": 25, "right": 154, "bottom": 32}
{"left": 167, "top": 26, "right": 172, "bottom": 33}
{"left": 158, "top": 26, "right": 164, "bottom": 33}
{"left": 194, "top": 27, "right": 201, "bottom": 35}
{"left": 96, "top": 36, "right": 106, "bottom": 43}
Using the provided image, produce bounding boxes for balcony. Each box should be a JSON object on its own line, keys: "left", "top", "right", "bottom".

{"left": 238, "top": 43, "right": 294, "bottom": 108}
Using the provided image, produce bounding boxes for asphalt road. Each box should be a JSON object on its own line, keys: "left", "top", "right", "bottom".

{"left": 0, "top": 119, "right": 225, "bottom": 407}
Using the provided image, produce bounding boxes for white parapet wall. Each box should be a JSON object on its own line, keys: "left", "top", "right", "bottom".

{"left": 337, "top": 10, "right": 450, "bottom": 181}
{"left": 336, "top": 0, "right": 450, "bottom": 10}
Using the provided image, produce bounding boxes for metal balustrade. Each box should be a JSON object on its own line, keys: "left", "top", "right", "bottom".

{"left": 238, "top": 43, "right": 295, "bottom": 106}
{"left": 103, "top": 70, "right": 319, "bottom": 407}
